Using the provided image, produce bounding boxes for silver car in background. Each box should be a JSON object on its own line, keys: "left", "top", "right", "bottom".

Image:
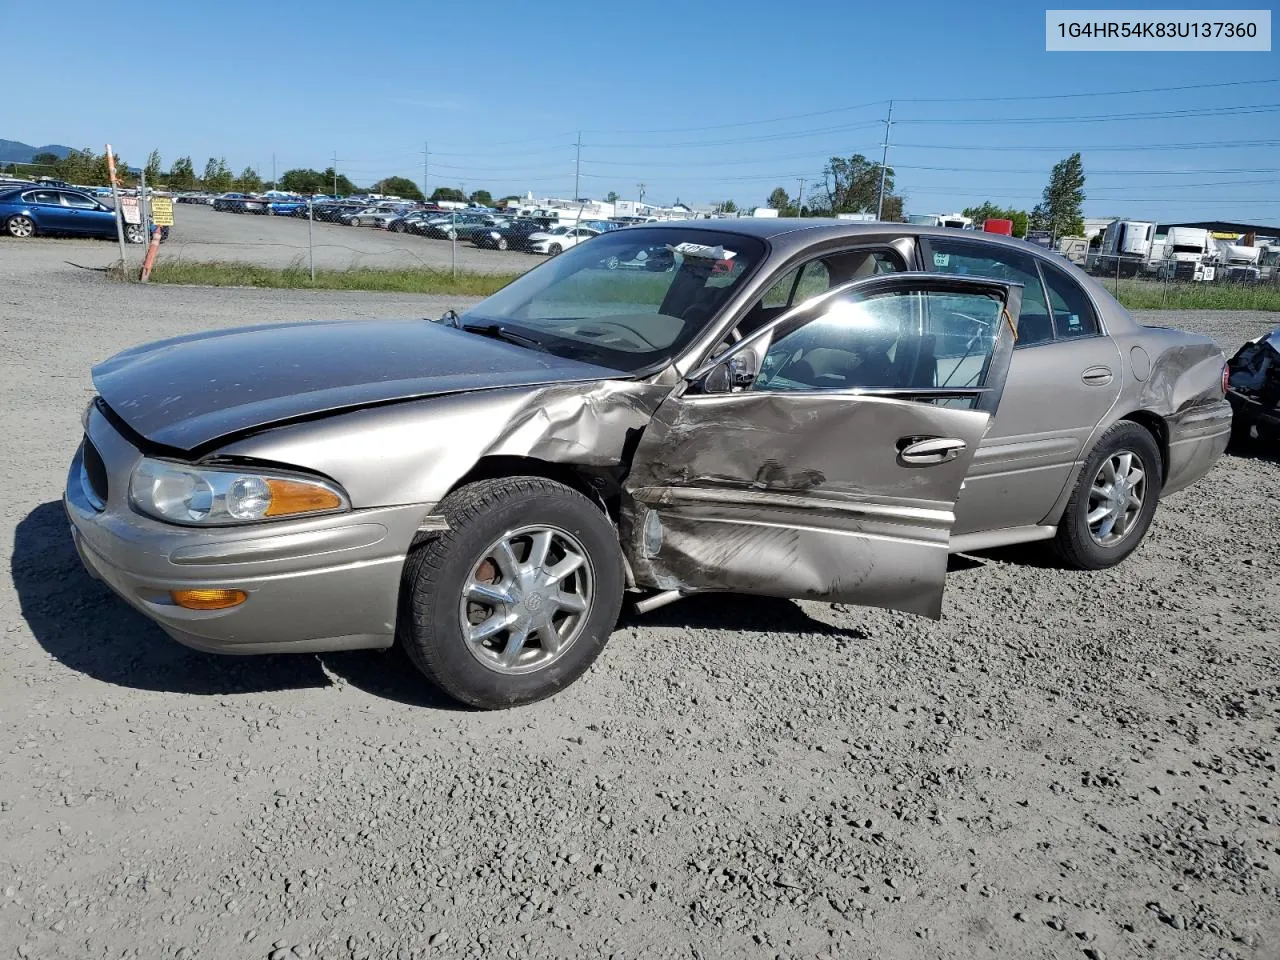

{"left": 65, "top": 220, "right": 1232, "bottom": 708}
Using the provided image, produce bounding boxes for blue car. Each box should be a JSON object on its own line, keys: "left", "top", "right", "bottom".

{"left": 0, "top": 186, "right": 146, "bottom": 242}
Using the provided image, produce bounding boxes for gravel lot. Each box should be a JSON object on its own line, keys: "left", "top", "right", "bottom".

{"left": 2, "top": 247, "right": 1278, "bottom": 960}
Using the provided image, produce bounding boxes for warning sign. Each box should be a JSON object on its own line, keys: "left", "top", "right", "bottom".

{"left": 119, "top": 196, "right": 141, "bottom": 224}
{"left": 150, "top": 196, "right": 174, "bottom": 227}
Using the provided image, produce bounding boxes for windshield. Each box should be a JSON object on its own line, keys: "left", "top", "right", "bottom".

{"left": 460, "top": 227, "right": 766, "bottom": 373}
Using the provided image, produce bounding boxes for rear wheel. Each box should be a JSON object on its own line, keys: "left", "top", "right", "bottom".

{"left": 6, "top": 215, "right": 34, "bottom": 238}
{"left": 1051, "top": 421, "right": 1162, "bottom": 570}
{"left": 124, "top": 223, "right": 146, "bottom": 244}
{"left": 398, "top": 477, "right": 624, "bottom": 709}
{"left": 1229, "top": 413, "right": 1254, "bottom": 449}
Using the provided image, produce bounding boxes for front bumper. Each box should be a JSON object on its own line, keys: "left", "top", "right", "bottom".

{"left": 65, "top": 408, "right": 434, "bottom": 655}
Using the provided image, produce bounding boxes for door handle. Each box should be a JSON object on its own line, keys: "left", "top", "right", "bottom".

{"left": 1081, "top": 365, "right": 1113, "bottom": 386}
{"left": 898, "top": 436, "right": 967, "bottom": 466}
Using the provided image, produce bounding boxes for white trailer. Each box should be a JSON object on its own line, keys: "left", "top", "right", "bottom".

{"left": 1093, "top": 220, "right": 1155, "bottom": 277}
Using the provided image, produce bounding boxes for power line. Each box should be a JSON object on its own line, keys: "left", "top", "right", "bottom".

{"left": 897, "top": 103, "right": 1280, "bottom": 125}
{"left": 582, "top": 100, "right": 885, "bottom": 135}
{"left": 893, "top": 138, "right": 1280, "bottom": 152}
{"left": 896, "top": 77, "right": 1280, "bottom": 103}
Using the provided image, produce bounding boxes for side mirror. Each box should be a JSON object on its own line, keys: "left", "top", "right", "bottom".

{"left": 700, "top": 351, "right": 759, "bottom": 394}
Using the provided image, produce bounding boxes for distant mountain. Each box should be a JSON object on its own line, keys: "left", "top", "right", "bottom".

{"left": 0, "top": 140, "right": 75, "bottom": 163}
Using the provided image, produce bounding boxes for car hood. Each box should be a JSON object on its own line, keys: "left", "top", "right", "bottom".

{"left": 93, "top": 318, "right": 620, "bottom": 452}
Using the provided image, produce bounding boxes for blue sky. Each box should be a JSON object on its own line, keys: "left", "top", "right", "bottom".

{"left": 3, "top": 0, "right": 1276, "bottom": 221}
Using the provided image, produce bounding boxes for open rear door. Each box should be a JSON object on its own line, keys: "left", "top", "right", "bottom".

{"left": 623, "top": 273, "right": 1021, "bottom": 619}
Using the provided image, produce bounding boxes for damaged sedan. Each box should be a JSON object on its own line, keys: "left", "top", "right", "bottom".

{"left": 65, "top": 220, "right": 1233, "bottom": 708}
{"left": 1226, "top": 324, "right": 1280, "bottom": 445}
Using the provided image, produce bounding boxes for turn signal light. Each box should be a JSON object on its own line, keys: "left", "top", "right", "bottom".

{"left": 170, "top": 588, "right": 248, "bottom": 610}
{"left": 264, "top": 478, "right": 345, "bottom": 517}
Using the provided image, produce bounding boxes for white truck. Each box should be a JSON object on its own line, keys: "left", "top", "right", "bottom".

{"left": 1157, "top": 227, "right": 1218, "bottom": 282}
{"left": 1093, "top": 220, "right": 1155, "bottom": 277}
{"left": 1217, "top": 243, "right": 1263, "bottom": 283}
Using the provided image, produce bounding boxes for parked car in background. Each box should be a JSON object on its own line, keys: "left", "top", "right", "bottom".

{"left": 472, "top": 219, "right": 547, "bottom": 251}
{"left": 530, "top": 224, "right": 600, "bottom": 255}
{"left": 66, "top": 221, "right": 1232, "bottom": 710}
{"left": 1, "top": 186, "right": 146, "bottom": 242}
{"left": 343, "top": 207, "right": 407, "bottom": 228}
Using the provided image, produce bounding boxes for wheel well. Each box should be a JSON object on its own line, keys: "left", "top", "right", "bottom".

{"left": 447, "top": 456, "right": 616, "bottom": 518}
{"left": 1117, "top": 411, "right": 1169, "bottom": 482}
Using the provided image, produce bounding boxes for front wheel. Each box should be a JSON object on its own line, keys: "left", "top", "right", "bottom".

{"left": 124, "top": 223, "right": 146, "bottom": 244}
{"left": 6, "top": 215, "right": 35, "bottom": 238}
{"left": 548, "top": 243, "right": 562, "bottom": 256}
{"left": 1051, "top": 421, "right": 1162, "bottom": 570}
{"left": 496, "top": 236, "right": 508, "bottom": 251}
{"left": 398, "top": 477, "right": 624, "bottom": 709}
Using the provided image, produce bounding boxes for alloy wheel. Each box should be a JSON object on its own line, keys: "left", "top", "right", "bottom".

{"left": 458, "top": 524, "right": 594, "bottom": 675}
{"left": 7, "top": 216, "right": 34, "bottom": 238}
{"left": 1086, "top": 450, "right": 1146, "bottom": 546}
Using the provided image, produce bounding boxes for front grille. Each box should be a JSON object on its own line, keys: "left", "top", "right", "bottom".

{"left": 82, "top": 437, "right": 108, "bottom": 507}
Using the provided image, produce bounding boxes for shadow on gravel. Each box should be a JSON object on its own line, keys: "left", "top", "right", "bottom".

{"left": 12, "top": 501, "right": 459, "bottom": 709}
{"left": 623, "top": 593, "right": 868, "bottom": 636}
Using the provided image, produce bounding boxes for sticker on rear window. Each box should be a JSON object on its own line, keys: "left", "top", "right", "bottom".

{"left": 670, "top": 242, "right": 737, "bottom": 260}
{"left": 933, "top": 252, "right": 950, "bottom": 267}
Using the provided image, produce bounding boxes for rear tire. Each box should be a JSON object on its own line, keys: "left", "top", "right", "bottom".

{"left": 124, "top": 223, "right": 146, "bottom": 244}
{"left": 1229, "top": 413, "right": 1254, "bottom": 450}
{"left": 398, "top": 477, "right": 624, "bottom": 709}
{"left": 1051, "top": 421, "right": 1162, "bottom": 570}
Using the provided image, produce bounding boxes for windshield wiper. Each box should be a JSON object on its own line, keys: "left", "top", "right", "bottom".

{"left": 462, "top": 322, "right": 547, "bottom": 352}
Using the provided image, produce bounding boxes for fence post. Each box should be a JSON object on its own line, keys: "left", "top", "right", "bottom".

{"left": 105, "top": 144, "right": 128, "bottom": 270}
{"left": 451, "top": 209, "right": 457, "bottom": 279}
{"left": 308, "top": 198, "right": 315, "bottom": 282}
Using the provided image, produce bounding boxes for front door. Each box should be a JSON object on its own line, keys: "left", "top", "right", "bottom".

{"left": 624, "top": 273, "right": 1021, "bottom": 620}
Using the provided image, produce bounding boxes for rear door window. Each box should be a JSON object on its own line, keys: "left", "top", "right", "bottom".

{"left": 927, "top": 239, "right": 1053, "bottom": 347}
{"left": 1040, "top": 260, "right": 1100, "bottom": 338}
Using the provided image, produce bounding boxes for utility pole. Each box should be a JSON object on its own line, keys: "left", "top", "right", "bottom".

{"left": 272, "top": 153, "right": 276, "bottom": 188}
{"left": 796, "top": 178, "right": 805, "bottom": 217}
{"left": 574, "top": 132, "right": 582, "bottom": 202}
{"left": 422, "top": 141, "right": 429, "bottom": 201}
{"left": 876, "top": 99, "right": 893, "bottom": 221}
{"left": 332, "top": 150, "right": 338, "bottom": 197}
{"left": 636, "top": 182, "right": 646, "bottom": 204}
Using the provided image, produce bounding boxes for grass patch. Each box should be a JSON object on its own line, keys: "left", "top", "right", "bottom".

{"left": 139, "top": 260, "right": 523, "bottom": 297}
{"left": 1107, "top": 278, "right": 1280, "bottom": 311}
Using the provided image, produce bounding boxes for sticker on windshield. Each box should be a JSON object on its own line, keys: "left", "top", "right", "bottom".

{"left": 669, "top": 242, "right": 737, "bottom": 261}
{"left": 933, "top": 252, "right": 950, "bottom": 267}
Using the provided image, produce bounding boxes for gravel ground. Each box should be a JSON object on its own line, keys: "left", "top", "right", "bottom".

{"left": 2, "top": 254, "right": 1279, "bottom": 960}
{"left": 0, "top": 203, "right": 536, "bottom": 273}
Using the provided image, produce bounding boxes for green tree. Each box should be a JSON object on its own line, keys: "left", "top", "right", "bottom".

{"left": 468, "top": 189, "right": 494, "bottom": 206}
{"left": 430, "top": 186, "right": 466, "bottom": 203}
{"left": 715, "top": 199, "right": 738, "bottom": 214}
{"left": 962, "top": 202, "right": 1029, "bottom": 238}
{"left": 372, "top": 176, "right": 425, "bottom": 201}
{"left": 605, "top": 190, "right": 619, "bottom": 203}
{"left": 880, "top": 193, "right": 905, "bottom": 222}
{"left": 813, "top": 153, "right": 902, "bottom": 218}
{"left": 31, "top": 151, "right": 61, "bottom": 169}
{"left": 767, "top": 186, "right": 791, "bottom": 212}
{"left": 202, "top": 157, "right": 234, "bottom": 192}
{"left": 279, "top": 168, "right": 324, "bottom": 194}
{"left": 237, "top": 167, "right": 263, "bottom": 192}
{"left": 1030, "top": 153, "right": 1085, "bottom": 239}
{"left": 144, "top": 149, "right": 163, "bottom": 184}
{"left": 168, "top": 156, "right": 197, "bottom": 191}
{"left": 320, "top": 167, "right": 357, "bottom": 196}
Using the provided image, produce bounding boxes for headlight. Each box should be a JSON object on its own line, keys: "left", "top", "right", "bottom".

{"left": 129, "top": 458, "right": 348, "bottom": 526}
{"left": 490, "top": 231, "right": 501, "bottom": 239}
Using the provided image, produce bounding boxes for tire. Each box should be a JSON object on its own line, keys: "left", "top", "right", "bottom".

{"left": 606, "top": 255, "right": 620, "bottom": 270}
{"left": 1051, "top": 420, "right": 1163, "bottom": 570}
{"left": 6, "top": 215, "right": 34, "bottom": 239}
{"left": 548, "top": 243, "right": 562, "bottom": 256}
{"left": 496, "top": 236, "right": 508, "bottom": 251}
{"left": 398, "top": 477, "right": 624, "bottom": 709}
{"left": 124, "top": 223, "right": 146, "bottom": 244}
{"left": 445, "top": 228, "right": 457, "bottom": 241}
